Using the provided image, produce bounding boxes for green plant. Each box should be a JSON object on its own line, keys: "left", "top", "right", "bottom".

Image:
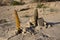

{"left": 32, "top": 0, "right": 41, "bottom": 3}
{"left": 24, "top": 15, "right": 30, "bottom": 17}
{"left": 0, "top": 19, "right": 7, "bottom": 24}
{"left": 37, "top": 3, "right": 48, "bottom": 8}
{"left": 42, "top": 5, "right": 48, "bottom": 8}
{"left": 11, "top": 1, "right": 20, "bottom": 5}
{"left": 11, "top": 1, "right": 25, "bottom": 5}
{"left": 50, "top": 8, "right": 56, "bottom": 12}
{"left": 37, "top": 3, "right": 44, "bottom": 8}
{"left": 23, "top": 15, "right": 30, "bottom": 18}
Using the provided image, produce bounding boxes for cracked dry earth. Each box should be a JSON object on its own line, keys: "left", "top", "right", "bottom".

{"left": 0, "top": 2, "right": 60, "bottom": 40}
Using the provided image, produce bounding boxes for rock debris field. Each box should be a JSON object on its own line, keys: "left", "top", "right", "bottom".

{"left": 0, "top": 2, "right": 60, "bottom": 40}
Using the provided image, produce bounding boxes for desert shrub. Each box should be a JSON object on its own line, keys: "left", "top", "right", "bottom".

{"left": 33, "top": 0, "right": 39, "bottom": 2}
{"left": 32, "top": 0, "right": 41, "bottom": 3}
{"left": 32, "top": 0, "right": 57, "bottom": 3}
{"left": 23, "top": 15, "right": 30, "bottom": 18}
{"left": 37, "top": 3, "right": 48, "bottom": 8}
{"left": 11, "top": 1, "right": 20, "bottom": 5}
{"left": 50, "top": 8, "right": 56, "bottom": 12}
{"left": 37, "top": 3, "right": 44, "bottom": 8}
{"left": 0, "top": 19, "right": 8, "bottom": 24}
{"left": 50, "top": 9, "right": 54, "bottom": 12}
{"left": 11, "top": 1, "right": 25, "bottom": 5}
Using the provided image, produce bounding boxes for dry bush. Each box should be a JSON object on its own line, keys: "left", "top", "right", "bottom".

{"left": 37, "top": 3, "right": 48, "bottom": 8}
{"left": 11, "top": 1, "right": 25, "bottom": 5}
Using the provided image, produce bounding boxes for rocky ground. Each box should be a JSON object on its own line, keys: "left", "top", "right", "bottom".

{"left": 0, "top": 1, "right": 60, "bottom": 40}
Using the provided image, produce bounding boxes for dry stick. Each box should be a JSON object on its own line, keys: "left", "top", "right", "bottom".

{"left": 34, "top": 8, "right": 38, "bottom": 26}
{"left": 14, "top": 10, "right": 20, "bottom": 30}
{"left": 14, "top": 10, "right": 22, "bottom": 34}
{"left": 7, "top": 10, "right": 22, "bottom": 40}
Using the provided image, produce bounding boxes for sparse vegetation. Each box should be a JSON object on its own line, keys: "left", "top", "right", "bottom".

{"left": 11, "top": 1, "right": 25, "bottom": 5}
{"left": 23, "top": 14, "right": 31, "bottom": 18}
{"left": 11, "top": 1, "right": 20, "bottom": 5}
{"left": 37, "top": 3, "right": 44, "bottom": 8}
{"left": 0, "top": 0, "right": 60, "bottom": 40}
{"left": 32, "top": 0, "right": 57, "bottom": 2}
{"left": 0, "top": 19, "right": 8, "bottom": 24}
{"left": 32, "top": 0, "right": 46, "bottom": 3}
{"left": 32, "top": 0, "right": 40, "bottom": 2}
{"left": 50, "top": 8, "right": 56, "bottom": 12}
{"left": 37, "top": 3, "right": 48, "bottom": 8}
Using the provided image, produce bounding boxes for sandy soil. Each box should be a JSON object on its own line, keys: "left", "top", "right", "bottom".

{"left": 0, "top": 2, "right": 60, "bottom": 40}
